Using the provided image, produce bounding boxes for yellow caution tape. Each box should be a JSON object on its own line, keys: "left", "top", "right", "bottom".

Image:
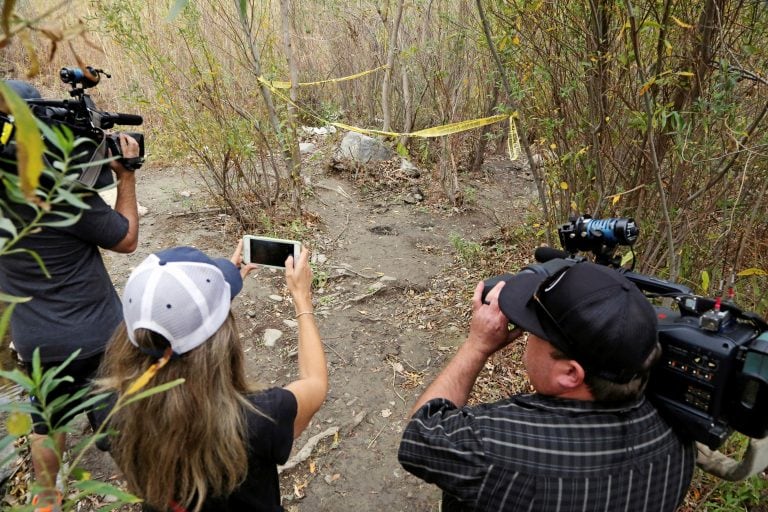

{"left": 0, "top": 120, "right": 13, "bottom": 145}
{"left": 258, "top": 66, "right": 387, "bottom": 89}
{"left": 259, "top": 73, "right": 523, "bottom": 161}
{"left": 507, "top": 118, "right": 521, "bottom": 160}
{"left": 331, "top": 114, "right": 509, "bottom": 139}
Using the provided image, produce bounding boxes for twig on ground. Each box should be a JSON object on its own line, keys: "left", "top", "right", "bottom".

{"left": 332, "top": 264, "right": 380, "bottom": 280}
{"left": 331, "top": 212, "right": 351, "bottom": 244}
{"left": 278, "top": 426, "right": 339, "bottom": 474}
{"left": 322, "top": 339, "right": 348, "bottom": 364}
{"left": 168, "top": 207, "right": 224, "bottom": 218}
{"left": 367, "top": 423, "right": 388, "bottom": 449}
{"left": 315, "top": 182, "right": 352, "bottom": 199}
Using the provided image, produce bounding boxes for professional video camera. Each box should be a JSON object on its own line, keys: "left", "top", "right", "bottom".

{"left": 1, "top": 66, "right": 144, "bottom": 186}
{"left": 485, "top": 215, "right": 768, "bottom": 450}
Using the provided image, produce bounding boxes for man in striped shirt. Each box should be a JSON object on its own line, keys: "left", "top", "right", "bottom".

{"left": 398, "top": 262, "right": 695, "bottom": 511}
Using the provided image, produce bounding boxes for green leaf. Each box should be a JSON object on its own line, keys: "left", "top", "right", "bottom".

{"left": 71, "top": 431, "right": 110, "bottom": 455}
{"left": 0, "top": 290, "right": 31, "bottom": 303}
{"left": 6, "top": 411, "right": 31, "bottom": 436}
{"left": 38, "top": 212, "right": 82, "bottom": 228}
{"left": 0, "top": 82, "right": 44, "bottom": 195}
{"left": 0, "top": 368, "right": 35, "bottom": 392}
{"left": 38, "top": 348, "right": 81, "bottom": 383}
{"left": 701, "top": 270, "right": 710, "bottom": 293}
{"left": 2, "top": 248, "right": 50, "bottom": 278}
{"left": 70, "top": 466, "right": 92, "bottom": 481}
{"left": 0, "top": 435, "right": 18, "bottom": 465}
{"left": 0, "top": 216, "right": 17, "bottom": 239}
{"left": 0, "top": 402, "right": 37, "bottom": 415}
{"left": 1, "top": 0, "right": 17, "bottom": 37}
{"left": 737, "top": 268, "right": 767, "bottom": 277}
{"left": 72, "top": 480, "right": 143, "bottom": 503}
{"left": 53, "top": 188, "right": 91, "bottom": 210}
{"left": 121, "top": 378, "right": 185, "bottom": 407}
{"left": 56, "top": 392, "right": 111, "bottom": 426}
{"left": 0, "top": 298, "right": 22, "bottom": 344}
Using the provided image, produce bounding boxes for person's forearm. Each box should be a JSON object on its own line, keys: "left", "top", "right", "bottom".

{"left": 294, "top": 297, "right": 327, "bottom": 385}
{"left": 409, "top": 340, "right": 489, "bottom": 416}
{"left": 111, "top": 171, "right": 139, "bottom": 253}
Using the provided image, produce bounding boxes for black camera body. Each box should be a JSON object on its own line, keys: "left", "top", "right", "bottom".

{"left": 15, "top": 66, "right": 144, "bottom": 179}
{"left": 485, "top": 215, "right": 768, "bottom": 449}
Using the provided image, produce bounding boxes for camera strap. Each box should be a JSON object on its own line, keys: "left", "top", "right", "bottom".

{"left": 66, "top": 128, "right": 108, "bottom": 188}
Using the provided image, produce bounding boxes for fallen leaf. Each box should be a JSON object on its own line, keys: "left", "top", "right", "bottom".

{"left": 381, "top": 408, "right": 392, "bottom": 418}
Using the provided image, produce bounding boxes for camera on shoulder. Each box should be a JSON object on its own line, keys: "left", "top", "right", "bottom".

{"left": 483, "top": 215, "right": 768, "bottom": 450}
{"left": 2, "top": 65, "right": 145, "bottom": 184}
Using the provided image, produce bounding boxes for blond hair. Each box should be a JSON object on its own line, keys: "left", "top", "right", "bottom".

{"left": 97, "top": 314, "right": 259, "bottom": 512}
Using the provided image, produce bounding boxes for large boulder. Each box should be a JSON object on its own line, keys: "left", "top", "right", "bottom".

{"left": 335, "top": 132, "right": 396, "bottom": 163}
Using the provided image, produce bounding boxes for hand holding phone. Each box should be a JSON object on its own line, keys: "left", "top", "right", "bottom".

{"left": 242, "top": 235, "right": 302, "bottom": 269}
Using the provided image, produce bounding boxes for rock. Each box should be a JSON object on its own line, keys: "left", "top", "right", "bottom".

{"left": 335, "top": 132, "right": 395, "bottom": 163}
{"left": 179, "top": 190, "right": 192, "bottom": 198}
{"left": 269, "top": 294, "right": 284, "bottom": 302}
{"left": 263, "top": 329, "right": 283, "bottom": 347}
{"left": 98, "top": 188, "right": 148, "bottom": 217}
{"left": 301, "top": 125, "right": 336, "bottom": 136}
{"left": 400, "top": 159, "right": 420, "bottom": 178}
{"left": 311, "top": 253, "right": 327, "bottom": 265}
{"left": 299, "top": 142, "right": 316, "bottom": 155}
{"left": 403, "top": 187, "right": 424, "bottom": 204}
{"left": 380, "top": 276, "right": 396, "bottom": 282}
{"left": 246, "top": 310, "right": 257, "bottom": 318}
{"left": 283, "top": 319, "right": 298, "bottom": 329}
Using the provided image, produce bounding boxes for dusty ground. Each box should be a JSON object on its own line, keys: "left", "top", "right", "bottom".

{"left": 2, "top": 136, "right": 765, "bottom": 510}
{"left": 0, "top": 129, "right": 541, "bottom": 509}
{"left": 52, "top": 138, "right": 538, "bottom": 511}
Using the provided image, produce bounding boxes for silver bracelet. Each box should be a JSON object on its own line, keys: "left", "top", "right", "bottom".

{"left": 295, "top": 311, "right": 315, "bottom": 319}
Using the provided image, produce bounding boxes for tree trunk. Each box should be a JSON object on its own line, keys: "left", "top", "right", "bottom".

{"left": 381, "top": 0, "right": 405, "bottom": 133}
{"left": 236, "top": 0, "right": 301, "bottom": 215}
{"left": 278, "top": 0, "right": 303, "bottom": 214}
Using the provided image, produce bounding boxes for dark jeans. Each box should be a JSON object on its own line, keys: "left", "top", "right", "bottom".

{"left": 23, "top": 352, "right": 104, "bottom": 435}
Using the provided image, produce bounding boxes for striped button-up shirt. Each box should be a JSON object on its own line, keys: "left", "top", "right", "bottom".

{"left": 398, "top": 394, "right": 695, "bottom": 511}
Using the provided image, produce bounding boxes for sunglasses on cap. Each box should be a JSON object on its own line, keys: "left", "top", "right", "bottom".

{"left": 528, "top": 266, "right": 641, "bottom": 383}
{"left": 529, "top": 267, "right": 579, "bottom": 354}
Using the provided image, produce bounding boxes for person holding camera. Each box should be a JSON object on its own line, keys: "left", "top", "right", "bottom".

{"left": 92, "top": 242, "right": 328, "bottom": 512}
{"left": 398, "top": 261, "right": 695, "bottom": 511}
{"left": 0, "top": 80, "right": 142, "bottom": 509}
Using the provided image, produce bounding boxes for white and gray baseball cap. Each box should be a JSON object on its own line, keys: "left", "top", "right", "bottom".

{"left": 122, "top": 246, "right": 243, "bottom": 355}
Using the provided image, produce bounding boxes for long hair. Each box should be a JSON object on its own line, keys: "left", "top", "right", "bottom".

{"left": 96, "top": 313, "right": 259, "bottom": 512}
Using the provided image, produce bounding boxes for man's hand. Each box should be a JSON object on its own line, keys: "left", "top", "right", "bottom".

{"left": 109, "top": 133, "right": 141, "bottom": 175}
{"left": 466, "top": 281, "right": 523, "bottom": 358}
{"left": 107, "top": 133, "right": 141, "bottom": 253}
{"left": 407, "top": 280, "right": 523, "bottom": 415}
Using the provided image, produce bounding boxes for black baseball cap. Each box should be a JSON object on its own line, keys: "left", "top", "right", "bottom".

{"left": 497, "top": 262, "right": 658, "bottom": 383}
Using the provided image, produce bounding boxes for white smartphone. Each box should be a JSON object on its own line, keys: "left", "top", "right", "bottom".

{"left": 242, "top": 235, "right": 302, "bottom": 269}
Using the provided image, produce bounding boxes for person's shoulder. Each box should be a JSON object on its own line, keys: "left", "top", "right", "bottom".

{"left": 245, "top": 387, "right": 298, "bottom": 420}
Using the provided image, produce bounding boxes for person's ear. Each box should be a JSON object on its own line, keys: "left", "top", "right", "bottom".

{"left": 554, "top": 359, "right": 585, "bottom": 390}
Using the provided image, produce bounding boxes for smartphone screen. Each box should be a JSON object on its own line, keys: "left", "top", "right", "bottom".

{"left": 247, "top": 238, "right": 297, "bottom": 268}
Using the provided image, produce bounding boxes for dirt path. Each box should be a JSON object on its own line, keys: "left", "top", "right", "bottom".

{"left": 79, "top": 143, "right": 536, "bottom": 511}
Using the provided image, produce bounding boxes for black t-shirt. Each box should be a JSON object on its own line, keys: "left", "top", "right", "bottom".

{"left": 0, "top": 183, "right": 128, "bottom": 362}
{"left": 194, "top": 387, "right": 297, "bottom": 511}
{"left": 95, "top": 387, "right": 298, "bottom": 512}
